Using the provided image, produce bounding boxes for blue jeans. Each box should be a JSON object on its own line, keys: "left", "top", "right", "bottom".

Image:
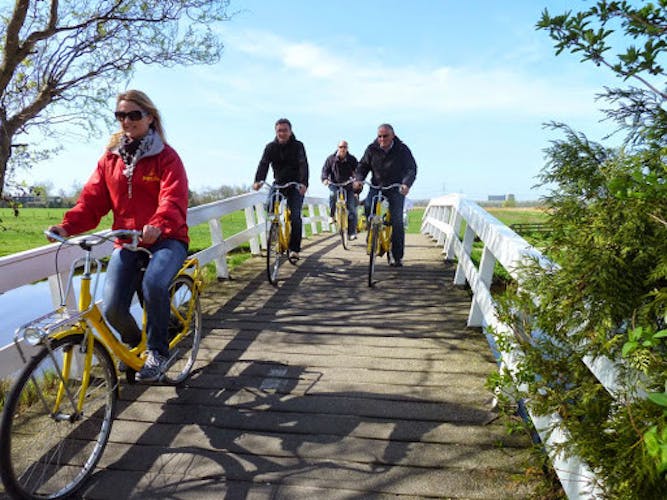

{"left": 364, "top": 187, "right": 405, "bottom": 260}
{"left": 328, "top": 186, "right": 358, "bottom": 236}
{"left": 103, "top": 239, "right": 187, "bottom": 357}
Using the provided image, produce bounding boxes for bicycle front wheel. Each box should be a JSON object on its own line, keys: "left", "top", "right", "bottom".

{"left": 336, "top": 205, "right": 349, "bottom": 250}
{"left": 368, "top": 223, "right": 380, "bottom": 287}
{"left": 267, "top": 221, "right": 283, "bottom": 284}
{"left": 0, "top": 334, "right": 117, "bottom": 500}
{"left": 163, "top": 274, "right": 202, "bottom": 384}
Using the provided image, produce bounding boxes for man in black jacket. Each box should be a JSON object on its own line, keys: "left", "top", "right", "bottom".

{"left": 354, "top": 123, "right": 417, "bottom": 267}
{"left": 253, "top": 118, "right": 309, "bottom": 260}
{"left": 321, "top": 140, "right": 359, "bottom": 240}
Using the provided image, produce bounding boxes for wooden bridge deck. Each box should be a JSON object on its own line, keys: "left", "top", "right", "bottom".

{"left": 76, "top": 232, "right": 540, "bottom": 499}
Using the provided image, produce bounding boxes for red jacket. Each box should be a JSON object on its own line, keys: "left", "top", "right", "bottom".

{"left": 62, "top": 142, "right": 189, "bottom": 246}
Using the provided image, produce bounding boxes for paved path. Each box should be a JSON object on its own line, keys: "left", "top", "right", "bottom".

{"left": 77, "top": 233, "right": 539, "bottom": 498}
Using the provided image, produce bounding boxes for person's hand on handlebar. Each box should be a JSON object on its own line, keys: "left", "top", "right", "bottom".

{"left": 322, "top": 179, "right": 330, "bottom": 186}
{"left": 141, "top": 224, "right": 162, "bottom": 245}
{"left": 46, "top": 225, "right": 68, "bottom": 242}
{"left": 400, "top": 184, "right": 410, "bottom": 196}
{"left": 298, "top": 183, "right": 307, "bottom": 196}
{"left": 252, "top": 181, "right": 263, "bottom": 191}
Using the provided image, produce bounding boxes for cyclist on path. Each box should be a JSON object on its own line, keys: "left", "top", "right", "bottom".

{"left": 47, "top": 89, "right": 189, "bottom": 383}
{"left": 253, "top": 118, "right": 309, "bottom": 260}
{"left": 321, "top": 140, "right": 359, "bottom": 240}
{"left": 354, "top": 123, "right": 417, "bottom": 267}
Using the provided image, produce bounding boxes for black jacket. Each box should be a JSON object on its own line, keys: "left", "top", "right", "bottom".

{"left": 355, "top": 136, "right": 417, "bottom": 188}
{"left": 321, "top": 151, "right": 358, "bottom": 184}
{"left": 254, "top": 134, "right": 309, "bottom": 186}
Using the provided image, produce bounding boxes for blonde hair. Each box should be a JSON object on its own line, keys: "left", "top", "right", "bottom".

{"left": 107, "top": 90, "right": 166, "bottom": 150}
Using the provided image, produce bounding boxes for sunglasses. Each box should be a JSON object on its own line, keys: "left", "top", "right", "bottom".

{"left": 114, "top": 110, "right": 148, "bottom": 122}
{"left": 378, "top": 134, "right": 390, "bottom": 138}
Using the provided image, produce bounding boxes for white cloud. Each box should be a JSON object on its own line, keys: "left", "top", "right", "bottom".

{"left": 215, "top": 28, "right": 601, "bottom": 120}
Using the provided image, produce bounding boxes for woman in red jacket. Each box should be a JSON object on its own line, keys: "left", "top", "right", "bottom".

{"left": 48, "top": 89, "right": 189, "bottom": 383}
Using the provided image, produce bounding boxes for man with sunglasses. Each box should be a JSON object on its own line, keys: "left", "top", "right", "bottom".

{"left": 253, "top": 118, "right": 309, "bottom": 261}
{"left": 353, "top": 123, "right": 417, "bottom": 267}
{"left": 321, "top": 140, "right": 359, "bottom": 240}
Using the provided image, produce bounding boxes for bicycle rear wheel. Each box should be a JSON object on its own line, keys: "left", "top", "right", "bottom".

{"left": 368, "top": 222, "right": 380, "bottom": 287}
{"left": 0, "top": 334, "right": 117, "bottom": 500}
{"left": 267, "top": 221, "right": 283, "bottom": 284}
{"left": 163, "top": 274, "right": 202, "bottom": 384}
{"left": 337, "top": 205, "right": 349, "bottom": 250}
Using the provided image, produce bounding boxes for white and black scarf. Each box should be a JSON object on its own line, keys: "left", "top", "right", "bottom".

{"left": 118, "top": 129, "right": 156, "bottom": 198}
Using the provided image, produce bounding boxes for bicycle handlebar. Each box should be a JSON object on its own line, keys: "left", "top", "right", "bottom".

{"left": 363, "top": 181, "right": 404, "bottom": 191}
{"left": 45, "top": 229, "right": 145, "bottom": 252}
{"left": 328, "top": 179, "right": 354, "bottom": 187}
{"left": 257, "top": 180, "right": 304, "bottom": 190}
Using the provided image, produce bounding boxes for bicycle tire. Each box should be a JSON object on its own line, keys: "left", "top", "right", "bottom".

{"left": 0, "top": 334, "right": 117, "bottom": 500}
{"left": 368, "top": 222, "right": 379, "bottom": 287}
{"left": 337, "top": 204, "right": 349, "bottom": 250}
{"left": 162, "top": 275, "right": 202, "bottom": 384}
{"left": 267, "top": 221, "right": 282, "bottom": 284}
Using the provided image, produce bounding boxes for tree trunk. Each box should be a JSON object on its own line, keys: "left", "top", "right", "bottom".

{"left": 0, "top": 126, "right": 10, "bottom": 199}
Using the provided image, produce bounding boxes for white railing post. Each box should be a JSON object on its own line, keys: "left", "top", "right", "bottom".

{"left": 444, "top": 209, "right": 462, "bottom": 260}
{"left": 208, "top": 217, "right": 229, "bottom": 279}
{"left": 245, "top": 206, "right": 260, "bottom": 255}
{"left": 454, "top": 225, "right": 475, "bottom": 285}
{"left": 255, "top": 202, "right": 267, "bottom": 250}
{"left": 467, "top": 246, "right": 496, "bottom": 327}
{"left": 307, "top": 203, "right": 318, "bottom": 234}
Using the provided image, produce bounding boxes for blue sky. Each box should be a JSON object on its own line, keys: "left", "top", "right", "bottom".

{"left": 16, "top": 0, "right": 623, "bottom": 202}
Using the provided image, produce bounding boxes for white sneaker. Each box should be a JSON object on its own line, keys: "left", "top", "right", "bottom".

{"left": 349, "top": 234, "right": 357, "bottom": 240}
{"left": 137, "top": 350, "right": 168, "bottom": 383}
{"left": 328, "top": 217, "right": 334, "bottom": 224}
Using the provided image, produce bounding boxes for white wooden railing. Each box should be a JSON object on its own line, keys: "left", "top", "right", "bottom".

{"left": 421, "top": 193, "right": 608, "bottom": 499}
{"left": 0, "top": 191, "right": 329, "bottom": 378}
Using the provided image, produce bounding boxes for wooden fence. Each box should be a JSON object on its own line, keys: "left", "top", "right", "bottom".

{"left": 421, "top": 193, "right": 605, "bottom": 499}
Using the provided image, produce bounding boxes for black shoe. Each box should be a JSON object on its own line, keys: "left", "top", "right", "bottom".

{"left": 391, "top": 259, "right": 403, "bottom": 267}
{"left": 288, "top": 250, "right": 300, "bottom": 265}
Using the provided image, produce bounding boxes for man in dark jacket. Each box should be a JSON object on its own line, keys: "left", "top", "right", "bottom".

{"left": 321, "top": 140, "right": 359, "bottom": 240}
{"left": 253, "top": 118, "right": 309, "bottom": 260}
{"left": 354, "top": 123, "right": 417, "bottom": 267}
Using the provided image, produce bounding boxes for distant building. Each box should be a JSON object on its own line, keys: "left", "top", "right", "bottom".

{"left": 488, "top": 194, "right": 515, "bottom": 202}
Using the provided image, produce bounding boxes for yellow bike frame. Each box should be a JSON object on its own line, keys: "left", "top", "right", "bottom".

{"left": 335, "top": 189, "right": 348, "bottom": 233}
{"left": 50, "top": 256, "right": 201, "bottom": 413}
{"left": 272, "top": 198, "right": 291, "bottom": 253}
{"left": 367, "top": 198, "right": 392, "bottom": 256}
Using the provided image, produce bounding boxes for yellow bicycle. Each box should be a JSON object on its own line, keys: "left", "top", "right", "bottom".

{"left": 365, "top": 182, "right": 403, "bottom": 287}
{"left": 0, "top": 229, "right": 203, "bottom": 500}
{"left": 329, "top": 179, "right": 354, "bottom": 250}
{"left": 265, "top": 181, "right": 301, "bottom": 285}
